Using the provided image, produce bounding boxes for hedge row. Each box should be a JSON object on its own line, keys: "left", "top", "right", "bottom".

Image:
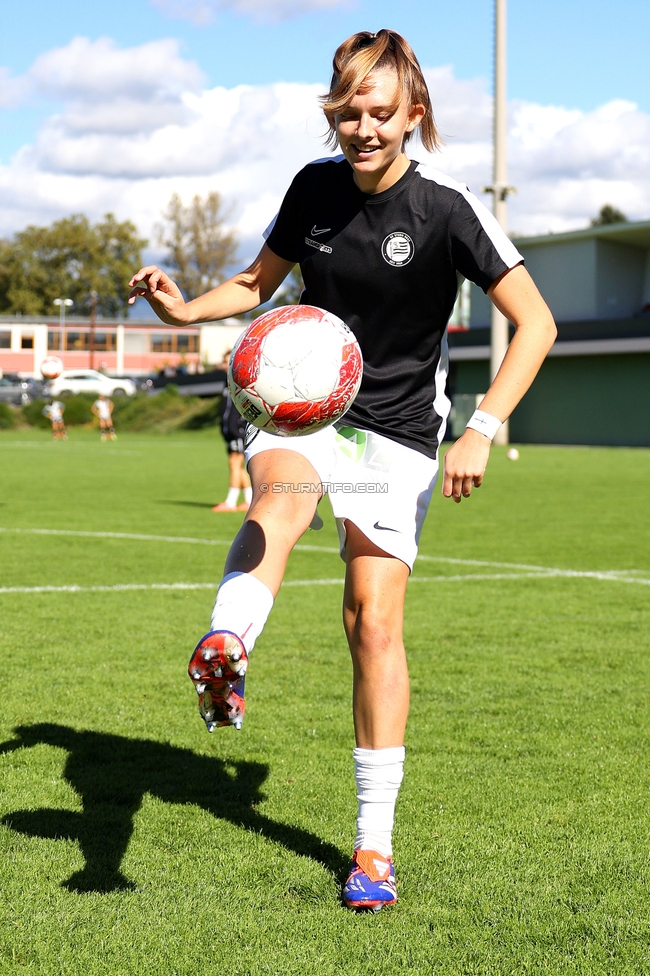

{"left": 0, "top": 402, "right": 16, "bottom": 429}
{"left": 0, "top": 389, "right": 223, "bottom": 433}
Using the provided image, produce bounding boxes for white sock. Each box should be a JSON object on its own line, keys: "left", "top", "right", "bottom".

{"left": 353, "top": 746, "right": 405, "bottom": 858}
{"left": 243, "top": 486, "right": 253, "bottom": 503}
{"left": 225, "top": 487, "right": 240, "bottom": 507}
{"left": 210, "top": 571, "right": 274, "bottom": 654}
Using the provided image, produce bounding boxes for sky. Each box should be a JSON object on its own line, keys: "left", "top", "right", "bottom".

{"left": 1, "top": 0, "right": 649, "bottom": 278}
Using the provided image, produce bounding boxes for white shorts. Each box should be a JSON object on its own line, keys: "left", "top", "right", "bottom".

{"left": 244, "top": 423, "right": 439, "bottom": 571}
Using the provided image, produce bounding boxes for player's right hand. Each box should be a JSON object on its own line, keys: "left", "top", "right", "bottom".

{"left": 442, "top": 427, "right": 491, "bottom": 503}
{"left": 127, "top": 267, "right": 190, "bottom": 325}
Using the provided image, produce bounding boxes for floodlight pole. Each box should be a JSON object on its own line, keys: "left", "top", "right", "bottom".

{"left": 89, "top": 290, "right": 97, "bottom": 370}
{"left": 53, "top": 298, "right": 73, "bottom": 354}
{"left": 484, "top": 0, "right": 515, "bottom": 446}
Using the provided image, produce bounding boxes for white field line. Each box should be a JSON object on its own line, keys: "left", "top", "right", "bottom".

{"left": 0, "top": 582, "right": 217, "bottom": 595}
{"left": 0, "top": 527, "right": 338, "bottom": 550}
{"left": 410, "top": 571, "right": 650, "bottom": 586}
{"left": 0, "top": 527, "right": 234, "bottom": 547}
{"left": 1, "top": 527, "right": 648, "bottom": 589}
{"left": 2, "top": 570, "right": 650, "bottom": 596}
{"left": 414, "top": 556, "right": 649, "bottom": 581}
{"left": 0, "top": 580, "right": 343, "bottom": 595}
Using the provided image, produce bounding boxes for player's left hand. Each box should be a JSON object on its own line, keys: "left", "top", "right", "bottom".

{"left": 442, "top": 428, "right": 491, "bottom": 503}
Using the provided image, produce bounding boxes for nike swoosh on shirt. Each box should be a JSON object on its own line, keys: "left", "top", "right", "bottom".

{"left": 311, "top": 225, "right": 331, "bottom": 236}
{"left": 373, "top": 521, "right": 401, "bottom": 533}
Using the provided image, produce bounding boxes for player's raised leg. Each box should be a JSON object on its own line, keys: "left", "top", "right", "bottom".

{"left": 341, "top": 521, "right": 410, "bottom": 911}
{"left": 189, "top": 448, "right": 322, "bottom": 730}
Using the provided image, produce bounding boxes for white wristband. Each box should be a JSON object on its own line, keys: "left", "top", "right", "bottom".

{"left": 466, "top": 409, "right": 502, "bottom": 441}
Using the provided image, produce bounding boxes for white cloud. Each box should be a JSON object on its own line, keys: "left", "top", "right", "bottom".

{"left": 28, "top": 36, "right": 204, "bottom": 101}
{"left": 0, "top": 66, "right": 29, "bottom": 109}
{"left": 0, "top": 37, "right": 329, "bottom": 263}
{"left": 20, "top": 80, "right": 324, "bottom": 180}
{"left": 150, "top": 0, "right": 352, "bottom": 26}
{"left": 426, "top": 66, "right": 492, "bottom": 144}
{"left": 506, "top": 98, "right": 650, "bottom": 234}
{"left": 0, "top": 36, "right": 649, "bottom": 268}
{"left": 419, "top": 71, "right": 650, "bottom": 235}
{"left": 0, "top": 36, "right": 204, "bottom": 130}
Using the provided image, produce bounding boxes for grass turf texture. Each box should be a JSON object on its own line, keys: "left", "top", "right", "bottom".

{"left": 0, "top": 428, "right": 649, "bottom": 975}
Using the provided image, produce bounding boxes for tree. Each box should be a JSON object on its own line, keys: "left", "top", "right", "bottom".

{"left": 590, "top": 204, "right": 628, "bottom": 226}
{"left": 157, "top": 192, "right": 238, "bottom": 301}
{"left": 0, "top": 214, "right": 147, "bottom": 317}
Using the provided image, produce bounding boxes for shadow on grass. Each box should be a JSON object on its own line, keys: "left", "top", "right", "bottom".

{"left": 0, "top": 723, "right": 348, "bottom": 894}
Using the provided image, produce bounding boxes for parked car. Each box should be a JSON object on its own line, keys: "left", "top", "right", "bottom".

{"left": 0, "top": 375, "right": 45, "bottom": 405}
{"left": 43, "top": 370, "right": 136, "bottom": 398}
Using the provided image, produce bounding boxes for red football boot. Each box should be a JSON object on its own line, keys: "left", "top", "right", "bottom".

{"left": 343, "top": 850, "right": 397, "bottom": 911}
{"left": 188, "top": 631, "right": 248, "bottom": 731}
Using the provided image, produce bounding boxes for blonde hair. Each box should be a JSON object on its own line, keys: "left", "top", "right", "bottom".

{"left": 321, "top": 29, "right": 441, "bottom": 153}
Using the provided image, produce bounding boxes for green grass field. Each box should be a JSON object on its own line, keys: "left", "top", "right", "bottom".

{"left": 1, "top": 428, "right": 649, "bottom": 975}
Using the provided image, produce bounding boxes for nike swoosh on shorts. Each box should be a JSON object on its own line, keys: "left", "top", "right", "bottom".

{"left": 373, "top": 521, "right": 401, "bottom": 533}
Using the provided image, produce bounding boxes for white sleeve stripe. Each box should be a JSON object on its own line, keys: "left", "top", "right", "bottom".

{"left": 262, "top": 215, "right": 277, "bottom": 241}
{"left": 414, "top": 163, "right": 523, "bottom": 270}
{"left": 306, "top": 154, "right": 346, "bottom": 166}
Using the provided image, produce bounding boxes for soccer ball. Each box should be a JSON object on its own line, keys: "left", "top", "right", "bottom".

{"left": 228, "top": 305, "right": 363, "bottom": 436}
{"left": 40, "top": 356, "right": 64, "bottom": 380}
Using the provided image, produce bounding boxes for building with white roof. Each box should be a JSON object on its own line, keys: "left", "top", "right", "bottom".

{"left": 450, "top": 219, "right": 650, "bottom": 446}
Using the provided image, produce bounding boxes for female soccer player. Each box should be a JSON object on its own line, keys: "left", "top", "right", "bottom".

{"left": 129, "top": 29, "right": 556, "bottom": 911}
{"left": 91, "top": 394, "right": 116, "bottom": 441}
{"left": 43, "top": 399, "right": 67, "bottom": 440}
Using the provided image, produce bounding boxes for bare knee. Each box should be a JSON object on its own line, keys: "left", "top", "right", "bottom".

{"left": 247, "top": 482, "right": 317, "bottom": 533}
{"left": 345, "top": 600, "right": 402, "bottom": 664}
{"left": 247, "top": 449, "right": 321, "bottom": 533}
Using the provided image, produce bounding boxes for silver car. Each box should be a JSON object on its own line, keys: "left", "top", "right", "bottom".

{"left": 0, "top": 376, "right": 45, "bottom": 405}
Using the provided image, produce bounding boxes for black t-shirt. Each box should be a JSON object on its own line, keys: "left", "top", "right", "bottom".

{"left": 265, "top": 156, "right": 523, "bottom": 459}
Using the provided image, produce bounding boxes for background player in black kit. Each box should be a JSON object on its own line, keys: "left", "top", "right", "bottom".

{"left": 129, "top": 29, "right": 557, "bottom": 911}
{"left": 213, "top": 350, "right": 252, "bottom": 513}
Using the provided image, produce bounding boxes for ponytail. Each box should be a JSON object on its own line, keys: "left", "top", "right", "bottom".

{"left": 321, "top": 29, "right": 441, "bottom": 153}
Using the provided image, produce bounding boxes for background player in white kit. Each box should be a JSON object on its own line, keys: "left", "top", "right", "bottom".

{"left": 129, "top": 30, "right": 557, "bottom": 911}
{"left": 92, "top": 395, "right": 116, "bottom": 440}
{"left": 43, "top": 400, "right": 67, "bottom": 440}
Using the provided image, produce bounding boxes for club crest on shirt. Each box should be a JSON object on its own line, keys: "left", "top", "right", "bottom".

{"left": 381, "top": 232, "right": 414, "bottom": 266}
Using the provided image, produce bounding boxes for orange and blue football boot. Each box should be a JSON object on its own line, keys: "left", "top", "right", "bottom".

{"left": 188, "top": 631, "right": 248, "bottom": 731}
{"left": 343, "top": 850, "right": 397, "bottom": 911}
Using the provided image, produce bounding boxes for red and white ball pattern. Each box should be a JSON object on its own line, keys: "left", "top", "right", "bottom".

{"left": 40, "top": 356, "right": 64, "bottom": 380}
{"left": 228, "top": 305, "right": 363, "bottom": 436}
